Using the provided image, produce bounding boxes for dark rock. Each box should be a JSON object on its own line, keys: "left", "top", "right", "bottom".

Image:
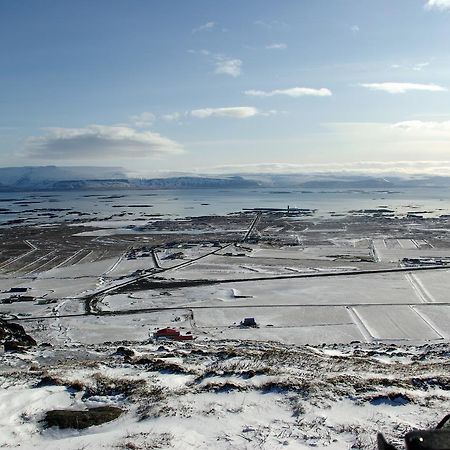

{"left": 44, "top": 406, "right": 124, "bottom": 429}
{"left": 0, "top": 319, "right": 36, "bottom": 349}
{"left": 114, "top": 346, "right": 135, "bottom": 358}
{"left": 35, "top": 376, "right": 60, "bottom": 388}
{"left": 190, "top": 349, "right": 207, "bottom": 355}
{"left": 4, "top": 341, "right": 30, "bottom": 352}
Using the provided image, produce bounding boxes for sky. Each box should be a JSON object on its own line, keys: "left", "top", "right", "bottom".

{"left": 2, "top": 0, "right": 450, "bottom": 176}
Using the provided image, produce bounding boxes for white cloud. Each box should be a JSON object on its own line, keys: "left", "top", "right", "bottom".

{"left": 392, "top": 120, "right": 450, "bottom": 135}
{"left": 425, "top": 0, "right": 450, "bottom": 10}
{"left": 190, "top": 50, "right": 242, "bottom": 77}
{"left": 244, "top": 87, "right": 332, "bottom": 98}
{"left": 129, "top": 112, "right": 155, "bottom": 127}
{"left": 214, "top": 56, "right": 242, "bottom": 77}
{"left": 359, "top": 82, "right": 447, "bottom": 94}
{"left": 265, "top": 43, "right": 287, "bottom": 50}
{"left": 187, "top": 49, "right": 211, "bottom": 56}
{"left": 254, "top": 20, "right": 289, "bottom": 30}
{"left": 190, "top": 107, "right": 259, "bottom": 119}
{"left": 162, "top": 112, "right": 182, "bottom": 122}
{"left": 25, "top": 125, "right": 182, "bottom": 160}
{"left": 413, "top": 62, "right": 430, "bottom": 71}
{"left": 351, "top": 25, "right": 360, "bottom": 33}
{"left": 390, "top": 62, "right": 430, "bottom": 72}
{"left": 192, "top": 21, "right": 216, "bottom": 33}
{"left": 259, "top": 109, "right": 280, "bottom": 117}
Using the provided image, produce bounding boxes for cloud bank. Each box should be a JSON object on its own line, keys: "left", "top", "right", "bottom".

{"left": 190, "top": 107, "right": 259, "bottom": 119}
{"left": 360, "top": 82, "right": 446, "bottom": 94}
{"left": 392, "top": 120, "right": 450, "bottom": 135}
{"left": 244, "top": 87, "right": 332, "bottom": 98}
{"left": 425, "top": 0, "right": 450, "bottom": 10}
{"left": 26, "top": 125, "right": 182, "bottom": 160}
{"left": 197, "top": 161, "right": 450, "bottom": 176}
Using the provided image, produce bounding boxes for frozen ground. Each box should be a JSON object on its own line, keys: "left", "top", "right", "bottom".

{"left": 0, "top": 339, "right": 448, "bottom": 450}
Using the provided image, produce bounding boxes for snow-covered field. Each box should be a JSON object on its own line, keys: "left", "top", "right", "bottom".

{"left": 2, "top": 235, "right": 450, "bottom": 344}
{"left": 373, "top": 238, "right": 450, "bottom": 263}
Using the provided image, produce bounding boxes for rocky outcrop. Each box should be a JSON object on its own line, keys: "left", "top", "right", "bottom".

{"left": 0, "top": 319, "right": 36, "bottom": 351}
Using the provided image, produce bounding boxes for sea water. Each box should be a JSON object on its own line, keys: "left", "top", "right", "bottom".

{"left": 1, "top": 187, "right": 450, "bottom": 226}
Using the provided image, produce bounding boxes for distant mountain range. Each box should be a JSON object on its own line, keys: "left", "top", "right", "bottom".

{"left": 0, "top": 166, "right": 127, "bottom": 185}
{"left": 0, "top": 166, "right": 259, "bottom": 191}
{"left": 1, "top": 166, "right": 450, "bottom": 191}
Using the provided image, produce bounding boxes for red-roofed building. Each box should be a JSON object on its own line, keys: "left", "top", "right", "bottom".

{"left": 153, "top": 328, "right": 193, "bottom": 341}
{"left": 154, "top": 328, "right": 179, "bottom": 338}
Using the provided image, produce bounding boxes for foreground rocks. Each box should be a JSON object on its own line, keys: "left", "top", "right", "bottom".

{"left": 44, "top": 406, "right": 124, "bottom": 429}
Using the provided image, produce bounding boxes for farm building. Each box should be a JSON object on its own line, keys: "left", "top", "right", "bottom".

{"left": 153, "top": 328, "right": 193, "bottom": 341}
{"left": 241, "top": 317, "right": 257, "bottom": 327}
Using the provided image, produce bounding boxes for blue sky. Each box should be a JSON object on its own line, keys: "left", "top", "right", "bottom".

{"left": 2, "top": 0, "right": 450, "bottom": 176}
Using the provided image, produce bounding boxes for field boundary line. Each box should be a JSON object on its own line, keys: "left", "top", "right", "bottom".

{"left": 410, "top": 306, "right": 446, "bottom": 339}
{"left": 405, "top": 272, "right": 435, "bottom": 303}
{"left": 346, "top": 306, "right": 374, "bottom": 343}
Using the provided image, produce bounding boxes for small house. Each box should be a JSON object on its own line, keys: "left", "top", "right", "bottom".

{"left": 154, "top": 328, "right": 180, "bottom": 338}
{"left": 153, "top": 328, "right": 194, "bottom": 341}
